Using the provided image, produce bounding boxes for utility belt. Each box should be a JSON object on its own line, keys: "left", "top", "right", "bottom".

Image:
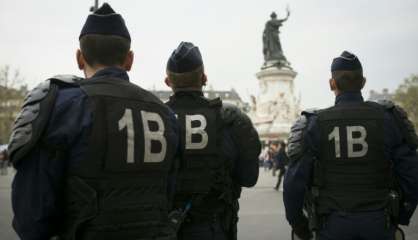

{"left": 305, "top": 187, "right": 401, "bottom": 231}
{"left": 173, "top": 194, "right": 238, "bottom": 240}
{"left": 186, "top": 211, "right": 223, "bottom": 224}
{"left": 185, "top": 205, "right": 238, "bottom": 240}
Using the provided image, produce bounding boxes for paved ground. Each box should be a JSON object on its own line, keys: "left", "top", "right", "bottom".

{"left": 1, "top": 169, "right": 417, "bottom": 240}
{"left": 0, "top": 170, "right": 16, "bottom": 240}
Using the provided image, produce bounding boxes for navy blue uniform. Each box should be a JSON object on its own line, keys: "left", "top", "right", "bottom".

{"left": 178, "top": 126, "right": 259, "bottom": 240}
{"left": 11, "top": 68, "right": 180, "bottom": 240}
{"left": 168, "top": 93, "right": 259, "bottom": 240}
{"left": 284, "top": 92, "right": 418, "bottom": 239}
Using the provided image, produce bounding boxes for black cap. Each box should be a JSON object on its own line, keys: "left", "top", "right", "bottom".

{"left": 79, "top": 3, "right": 130, "bottom": 41}
{"left": 331, "top": 51, "right": 362, "bottom": 72}
{"left": 167, "top": 42, "right": 203, "bottom": 73}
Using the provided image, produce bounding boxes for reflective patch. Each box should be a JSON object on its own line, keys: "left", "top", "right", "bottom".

{"left": 185, "top": 114, "right": 208, "bottom": 150}
{"left": 328, "top": 126, "right": 341, "bottom": 158}
{"left": 141, "top": 111, "right": 167, "bottom": 163}
{"left": 118, "top": 108, "right": 135, "bottom": 163}
{"left": 347, "top": 126, "right": 368, "bottom": 158}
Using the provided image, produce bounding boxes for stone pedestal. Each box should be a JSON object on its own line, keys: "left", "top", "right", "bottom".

{"left": 250, "top": 66, "right": 300, "bottom": 142}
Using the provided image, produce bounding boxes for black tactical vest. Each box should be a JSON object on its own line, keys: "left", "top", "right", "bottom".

{"left": 61, "top": 78, "right": 176, "bottom": 240}
{"left": 166, "top": 92, "right": 233, "bottom": 218}
{"left": 314, "top": 102, "right": 392, "bottom": 214}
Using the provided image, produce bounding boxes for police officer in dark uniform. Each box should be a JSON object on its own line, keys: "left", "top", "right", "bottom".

{"left": 9, "top": 4, "right": 179, "bottom": 240}
{"left": 284, "top": 51, "right": 418, "bottom": 240}
{"left": 164, "top": 42, "right": 260, "bottom": 240}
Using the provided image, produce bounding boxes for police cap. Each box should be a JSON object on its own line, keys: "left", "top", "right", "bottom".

{"left": 79, "top": 3, "right": 130, "bottom": 41}
{"left": 331, "top": 51, "right": 362, "bottom": 72}
{"left": 167, "top": 42, "right": 203, "bottom": 73}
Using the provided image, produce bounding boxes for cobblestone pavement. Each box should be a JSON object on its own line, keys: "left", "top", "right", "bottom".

{"left": 1, "top": 169, "right": 417, "bottom": 240}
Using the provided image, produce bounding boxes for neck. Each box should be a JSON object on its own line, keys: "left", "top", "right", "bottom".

{"left": 84, "top": 65, "right": 123, "bottom": 78}
{"left": 173, "top": 86, "right": 203, "bottom": 92}
{"left": 335, "top": 90, "right": 362, "bottom": 96}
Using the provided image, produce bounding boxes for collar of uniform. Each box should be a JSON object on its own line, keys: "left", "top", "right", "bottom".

{"left": 90, "top": 67, "right": 129, "bottom": 81}
{"left": 173, "top": 89, "right": 204, "bottom": 97}
{"left": 335, "top": 91, "right": 364, "bottom": 105}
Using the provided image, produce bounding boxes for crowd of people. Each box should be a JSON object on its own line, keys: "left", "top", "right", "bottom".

{"left": 259, "top": 141, "right": 289, "bottom": 190}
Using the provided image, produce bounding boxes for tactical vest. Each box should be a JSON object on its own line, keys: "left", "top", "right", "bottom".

{"left": 166, "top": 92, "right": 233, "bottom": 219}
{"left": 314, "top": 101, "right": 392, "bottom": 214}
{"left": 61, "top": 78, "right": 176, "bottom": 240}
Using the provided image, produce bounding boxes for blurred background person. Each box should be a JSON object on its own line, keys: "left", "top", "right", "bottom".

{"left": 270, "top": 143, "right": 279, "bottom": 176}
{"left": 274, "top": 141, "right": 288, "bottom": 191}
{"left": 259, "top": 146, "right": 270, "bottom": 172}
{"left": 0, "top": 148, "right": 8, "bottom": 176}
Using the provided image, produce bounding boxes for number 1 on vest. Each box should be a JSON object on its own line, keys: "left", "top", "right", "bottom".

{"left": 119, "top": 109, "right": 135, "bottom": 163}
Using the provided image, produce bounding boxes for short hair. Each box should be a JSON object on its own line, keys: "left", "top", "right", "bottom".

{"left": 167, "top": 66, "right": 204, "bottom": 89}
{"left": 332, "top": 70, "right": 364, "bottom": 91}
{"left": 80, "top": 34, "right": 131, "bottom": 67}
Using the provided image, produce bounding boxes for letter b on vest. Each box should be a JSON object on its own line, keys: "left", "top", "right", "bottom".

{"left": 185, "top": 114, "right": 208, "bottom": 150}
{"left": 141, "top": 110, "right": 167, "bottom": 163}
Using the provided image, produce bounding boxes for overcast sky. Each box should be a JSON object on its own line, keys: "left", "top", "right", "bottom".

{"left": 1, "top": 0, "right": 417, "bottom": 108}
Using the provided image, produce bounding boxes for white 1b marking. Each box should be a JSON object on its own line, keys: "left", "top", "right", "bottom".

{"left": 118, "top": 108, "right": 135, "bottom": 163}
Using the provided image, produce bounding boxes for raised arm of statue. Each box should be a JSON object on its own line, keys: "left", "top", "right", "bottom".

{"left": 282, "top": 5, "right": 291, "bottom": 22}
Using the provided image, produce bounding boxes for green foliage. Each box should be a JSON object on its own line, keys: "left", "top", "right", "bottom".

{"left": 393, "top": 74, "right": 418, "bottom": 131}
{"left": 0, "top": 66, "right": 26, "bottom": 144}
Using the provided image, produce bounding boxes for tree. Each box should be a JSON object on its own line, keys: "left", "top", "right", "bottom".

{"left": 393, "top": 74, "right": 418, "bottom": 131}
{"left": 0, "top": 65, "right": 27, "bottom": 144}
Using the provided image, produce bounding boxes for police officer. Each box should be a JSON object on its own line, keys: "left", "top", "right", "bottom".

{"left": 164, "top": 42, "right": 260, "bottom": 240}
{"left": 9, "top": 4, "right": 179, "bottom": 240}
{"left": 284, "top": 51, "right": 418, "bottom": 240}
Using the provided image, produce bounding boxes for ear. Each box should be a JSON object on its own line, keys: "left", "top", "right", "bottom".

{"left": 201, "top": 73, "right": 207, "bottom": 86}
{"left": 76, "top": 49, "right": 85, "bottom": 70}
{"left": 361, "top": 77, "right": 366, "bottom": 89}
{"left": 165, "top": 77, "right": 172, "bottom": 87}
{"left": 329, "top": 78, "right": 337, "bottom": 91}
{"left": 123, "top": 50, "right": 134, "bottom": 71}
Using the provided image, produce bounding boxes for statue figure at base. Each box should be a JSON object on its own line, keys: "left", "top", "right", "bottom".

{"left": 262, "top": 7, "right": 291, "bottom": 69}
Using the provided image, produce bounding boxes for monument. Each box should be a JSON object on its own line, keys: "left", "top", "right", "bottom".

{"left": 250, "top": 7, "right": 300, "bottom": 142}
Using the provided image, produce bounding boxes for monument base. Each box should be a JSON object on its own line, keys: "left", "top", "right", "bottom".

{"left": 250, "top": 66, "right": 299, "bottom": 142}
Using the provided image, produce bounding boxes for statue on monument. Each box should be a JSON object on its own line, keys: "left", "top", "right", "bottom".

{"left": 262, "top": 7, "right": 291, "bottom": 68}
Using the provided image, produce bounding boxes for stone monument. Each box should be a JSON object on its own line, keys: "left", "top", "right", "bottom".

{"left": 250, "top": 8, "right": 300, "bottom": 142}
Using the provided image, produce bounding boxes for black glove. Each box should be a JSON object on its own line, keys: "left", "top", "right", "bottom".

{"left": 292, "top": 216, "right": 313, "bottom": 240}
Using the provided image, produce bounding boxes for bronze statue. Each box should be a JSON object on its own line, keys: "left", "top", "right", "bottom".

{"left": 262, "top": 7, "right": 290, "bottom": 68}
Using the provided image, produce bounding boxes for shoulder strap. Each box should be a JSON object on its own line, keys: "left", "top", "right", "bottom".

{"left": 8, "top": 75, "right": 82, "bottom": 166}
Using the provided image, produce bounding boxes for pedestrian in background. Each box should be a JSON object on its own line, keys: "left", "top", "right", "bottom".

{"left": 260, "top": 146, "right": 270, "bottom": 172}
{"left": 0, "top": 150, "right": 8, "bottom": 176}
{"left": 274, "top": 141, "right": 288, "bottom": 191}
{"left": 270, "top": 143, "right": 279, "bottom": 176}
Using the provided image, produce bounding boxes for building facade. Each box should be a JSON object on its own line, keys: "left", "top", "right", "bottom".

{"left": 150, "top": 88, "right": 249, "bottom": 112}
